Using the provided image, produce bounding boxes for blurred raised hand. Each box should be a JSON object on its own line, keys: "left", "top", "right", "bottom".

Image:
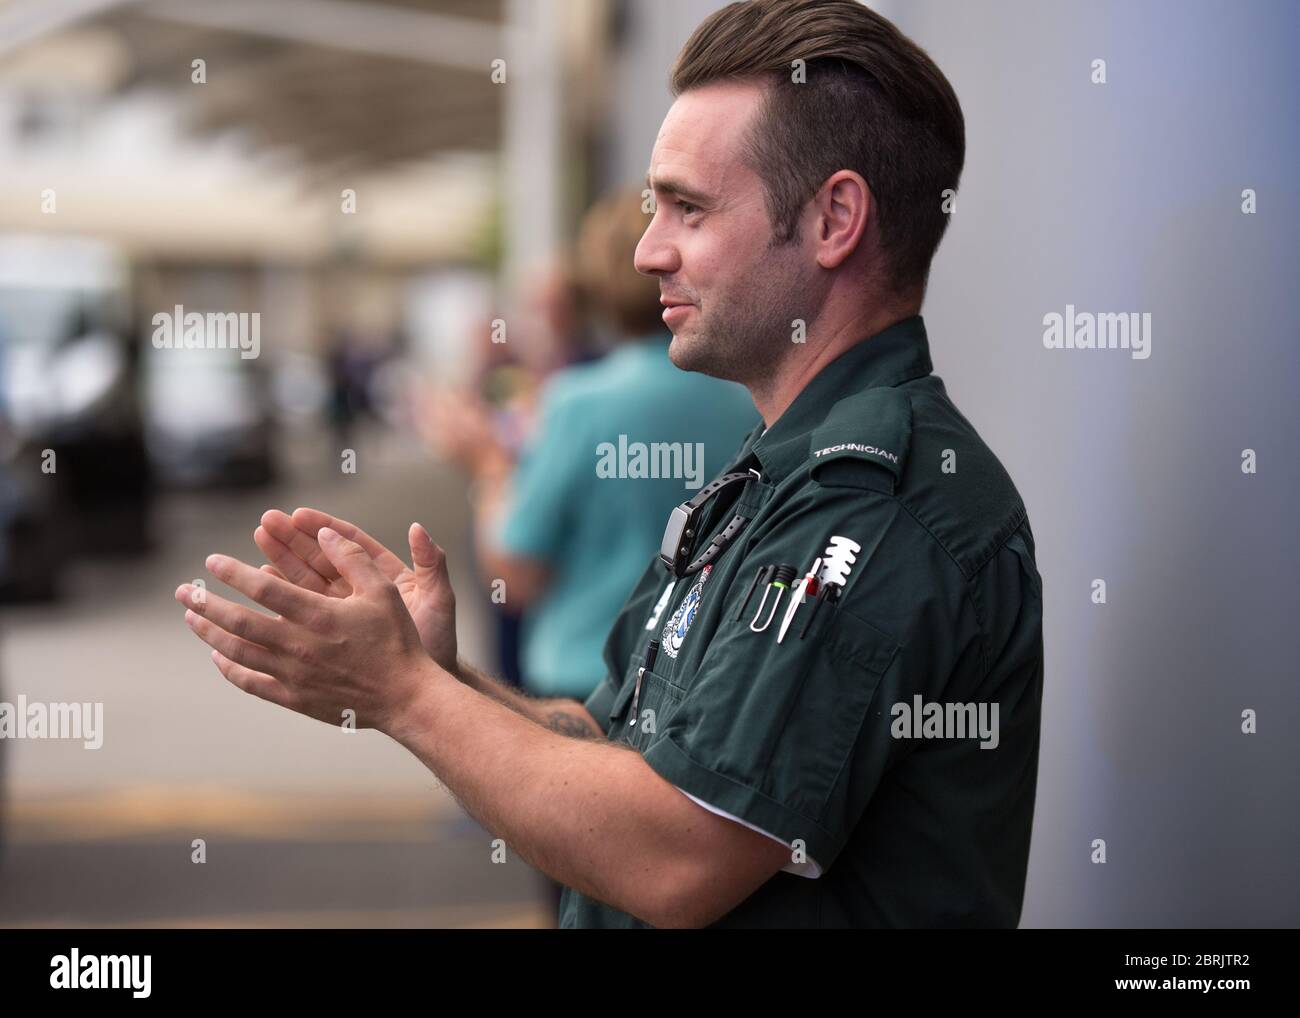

{"left": 414, "top": 385, "right": 511, "bottom": 478}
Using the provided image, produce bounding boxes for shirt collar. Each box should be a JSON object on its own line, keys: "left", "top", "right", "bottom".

{"left": 748, "top": 314, "right": 933, "bottom": 483}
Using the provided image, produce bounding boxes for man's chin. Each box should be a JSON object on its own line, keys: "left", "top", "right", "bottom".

{"left": 666, "top": 331, "right": 698, "bottom": 371}
{"left": 668, "top": 329, "right": 731, "bottom": 381}
{"left": 667, "top": 331, "right": 685, "bottom": 364}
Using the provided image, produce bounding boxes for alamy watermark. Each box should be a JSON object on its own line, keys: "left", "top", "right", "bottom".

{"left": 151, "top": 304, "right": 260, "bottom": 359}
{"left": 891, "top": 695, "right": 999, "bottom": 750}
{"left": 0, "top": 696, "right": 103, "bottom": 749}
{"left": 1042, "top": 304, "right": 1151, "bottom": 360}
{"left": 50, "top": 950, "right": 150, "bottom": 998}
{"left": 596, "top": 435, "right": 705, "bottom": 489}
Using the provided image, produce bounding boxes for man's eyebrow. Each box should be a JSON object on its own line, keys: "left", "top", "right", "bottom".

{"left": 644, "top": 171, "right": 714, "bottom": 206}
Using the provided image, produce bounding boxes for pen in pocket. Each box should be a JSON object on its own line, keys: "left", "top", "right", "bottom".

{"left": 630, "top": 639, "right": 659, "bottom": 727}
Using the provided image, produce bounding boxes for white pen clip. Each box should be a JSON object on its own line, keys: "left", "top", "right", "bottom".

{"left": 776, "top": 556, "right": 821, "bottom": 644}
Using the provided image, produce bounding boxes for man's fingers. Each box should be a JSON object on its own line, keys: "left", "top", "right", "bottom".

{"left": 208, "top": 649, "right": 295, "bottom": 710}
{"left": 205, "top": 553, "right": 326, "bottom": 622}
{"left": 409, "top": 523, "right": 450, "bottom": 594}
{"left": 184, "top": 608, "right": 284, "bottom": 677}
{"left": 260, "top": 510, "right": 342, "bottom": 584}
{"left": 253, "top": 524, "right": 337, "bottom": 596}
{"left": 176, "top": 582, "right": 287, "bottom": 649}
{"left": 291, "top": 508, "right": 407, "bottom": 582}
{"left": 317, "top": 528, "right": 389, "bottom": 593}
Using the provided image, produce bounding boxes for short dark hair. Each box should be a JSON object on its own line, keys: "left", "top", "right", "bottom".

{"left": 670, "top": 0, "right": 965, "bottom": 297}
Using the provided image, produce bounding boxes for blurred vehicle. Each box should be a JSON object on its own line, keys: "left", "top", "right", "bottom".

{"left": 144, "top": 345, "right": 275, "bottom": 488}
{"left": 0, "top": 450, "right": 65, "bottom": 602}
{"left": 0, "top": 236, "right": 151, "bottom": 600}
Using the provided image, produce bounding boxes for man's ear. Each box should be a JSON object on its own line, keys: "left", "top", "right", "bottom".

{"left": 815, "top": 170, "right": 871, "bottom": 271}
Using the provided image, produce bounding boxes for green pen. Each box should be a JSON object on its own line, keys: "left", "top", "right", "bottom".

{"left": 748, "top": 564, "right": 798, "bottom": 633}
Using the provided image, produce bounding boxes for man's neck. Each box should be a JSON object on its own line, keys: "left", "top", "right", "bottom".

{"left": 747, "top": 302, "right": 920, "bottom": 427}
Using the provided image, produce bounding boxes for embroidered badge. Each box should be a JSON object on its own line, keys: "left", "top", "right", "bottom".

{"left": 661, "top": 565, "right": 712, "bottom": 659}
{"left": 645, "top": 580, "right": 675, "bottom": 631}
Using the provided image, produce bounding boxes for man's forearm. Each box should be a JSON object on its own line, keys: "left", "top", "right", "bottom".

{"left": 390, "top": 661, "right": 696, "bottom": 926}
{"left": 453, "top": 657, "right": 602, "bottom": 738}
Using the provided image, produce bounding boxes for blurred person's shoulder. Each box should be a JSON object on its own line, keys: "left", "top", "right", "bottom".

{"left": 534, "top": 343, "right": 645, "bottom": 408}
{"left": 529, "top": 355, "right": 614, "bottom": 424}
{"left": 537, "top": 335, "right": 745, "bottom": 410}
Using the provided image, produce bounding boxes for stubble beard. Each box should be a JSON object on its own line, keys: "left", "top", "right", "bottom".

{"left": 667, "top": 242, "right": 820, "bottom": 388}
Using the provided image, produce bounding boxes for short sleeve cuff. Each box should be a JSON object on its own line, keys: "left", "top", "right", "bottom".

{"left": 643, "top": 734, "right": 843, "bottom": 871}
{"left": 677, "top": 788, "right": 822, "bottom": 878}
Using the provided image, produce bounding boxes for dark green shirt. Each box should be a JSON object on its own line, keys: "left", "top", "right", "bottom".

{"left": 559, "top": 316, "right": 1044, "bottom": 928}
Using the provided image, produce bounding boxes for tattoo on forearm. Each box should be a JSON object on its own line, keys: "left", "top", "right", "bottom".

{"left": 546, "top": 711, "right": 600, "bottom": 740}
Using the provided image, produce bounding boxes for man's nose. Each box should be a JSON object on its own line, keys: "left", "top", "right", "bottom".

{"left": 634, "top": 210, "right": 679, "bottom": 277}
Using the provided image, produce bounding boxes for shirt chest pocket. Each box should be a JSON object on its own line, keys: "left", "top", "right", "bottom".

{"left": 608, "top": 651, "right": 685, "bottom": 753}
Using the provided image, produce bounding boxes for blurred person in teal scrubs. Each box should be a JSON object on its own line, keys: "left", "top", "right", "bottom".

{"left": 428, "top": 186, "right": 756, "bottom": 703}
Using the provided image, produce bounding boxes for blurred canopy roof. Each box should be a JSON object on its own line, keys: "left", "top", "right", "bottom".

{"left": 0, "top": 0, "right": 533, "bottom": 264}
{"left": 1, "top": 0, "right": 506, "bottom": 175}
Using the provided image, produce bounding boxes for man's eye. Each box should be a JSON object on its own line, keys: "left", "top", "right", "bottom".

{"left": 676, "top": 199, "right": 701, "bottom": 217}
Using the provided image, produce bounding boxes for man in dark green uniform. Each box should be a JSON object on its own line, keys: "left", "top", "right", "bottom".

{"left": 559, "top": 1, "right": 1041, "bottom": 924}
{"left": 562, "top": 312, "right": 1042, "bottom": 927}
{"left": 174, "top": 0, "right": 1043, "bottom": 929}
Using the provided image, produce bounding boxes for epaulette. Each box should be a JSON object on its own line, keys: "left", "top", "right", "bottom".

{"left": 808, "top": 387, "right": 912, "bottom": 494}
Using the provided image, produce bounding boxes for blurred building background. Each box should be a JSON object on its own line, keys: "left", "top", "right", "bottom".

{"left": 0, "top": 0, "right": 1295, "bottom": 927}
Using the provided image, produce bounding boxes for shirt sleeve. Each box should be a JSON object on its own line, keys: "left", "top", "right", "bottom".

{"left": 641, "top": 489, "right": 923, "bottom": 873}
{"left": 496, "top": 382, "right": 585, "bottom": 562}
{"left": 676, "top": 788, "right": 822, "bottom": 878}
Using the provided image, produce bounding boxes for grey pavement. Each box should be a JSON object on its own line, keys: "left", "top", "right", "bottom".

{"left": 0, "top": 427, "right": 551, "bottom": 927}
